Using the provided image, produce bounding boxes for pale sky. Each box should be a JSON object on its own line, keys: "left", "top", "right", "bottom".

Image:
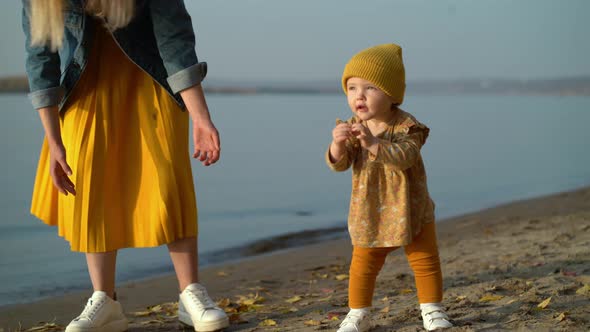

{"left": 1, "top": 0, "right": 589, "bottom": 82}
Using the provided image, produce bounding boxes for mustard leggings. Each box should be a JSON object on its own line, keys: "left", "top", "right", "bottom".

{"left": 348, "top": 222, "right": 442, "bottom": 308}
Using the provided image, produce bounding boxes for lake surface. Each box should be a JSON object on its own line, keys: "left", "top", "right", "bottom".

{"left": 1, "top": 93, "right": 589, "bottom": 306}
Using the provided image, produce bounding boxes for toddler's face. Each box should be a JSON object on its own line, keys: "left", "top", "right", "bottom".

{"left": 346, "top": 77, "right": 395, "bottom": 122}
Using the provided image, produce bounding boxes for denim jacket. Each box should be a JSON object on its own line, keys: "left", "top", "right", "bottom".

{"left": 22, "top": 0, "right": 207, "bottom": 110}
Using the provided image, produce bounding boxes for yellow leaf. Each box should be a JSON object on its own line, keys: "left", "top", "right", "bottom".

{"left": 537, "top": 296, "right": 551, "bottom": 309}
{"left": 304, "top": 319, "right": 322, "bottom": 326}
{"left": 455, "top": 295, "right": 467, "bottom": 302}
{"left": 556, "top": 312, "right": 567, "bottom": 322}
{"left": 575, "top": 284, "right": 590, "bottom": 296}
{"left": 285, "top": 295, "right": 302, "bottom": 303}
{"left": 479, "top": 294, "right": 504, "bottom": 302}
{"left": 217, "top": 271, "right": 229, "bottom": 277}
{"left": 217, "top": 298, "right": 231, "bottom": 308}
{"left": 381, "top": 296, "right": 389, "bottom": 302}
{"left": 400, "top": 289, "right": 414, "bottom": 294}
{"left": 319, "top": 273, "right": 329, "bottom": 279}
{"left": 380, "top": 306, "right": 390, "bottom": 313}
{"left": 335, "top": 274, "right": 349, "bottom": 281}
{"left": 259, "top": 319, "right": 277, "bottom": 327}
{"left": 25, "top": 323, "right": 61, "bottom": 332}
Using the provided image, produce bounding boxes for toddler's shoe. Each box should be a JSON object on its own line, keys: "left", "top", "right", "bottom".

{"left": 420, "top": 303, "right": 453, "bottom": 331}
{"left": 337, "top": 308, "right": 371, "bottom": 332}
{"left": 178, "top": 283, "right": 229, "bottom": 331}
{"left": 65, "top": 291, "right": 128, "bottom": 332}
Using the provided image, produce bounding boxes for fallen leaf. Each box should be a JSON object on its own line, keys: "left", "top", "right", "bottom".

{"left": 479, "top": 294, "right": 504, "bottom": 302}
{"left": 506, "top": 299, "right": 518, "bottom": 305}
{"left": 259, "top": 319, "right": 277, "bottom": 327}
{"left": 380, "top": 306, "right": 390, "bottom": 313}
{"left": 335, "top": 274, "right": 349, "bottom": 281}
{"left": 537, "top": 296, "right": 552, "bottom": 309}
{"left": 304, "top": 319, "right": 322, "bottom": 326}
{"left": 326, "top": 311, "right": 347, "bottom": 320}
{"left": 285, "top": 295, "right": 302, "bottom": 303}
{"left": 575, "top": 284, "right": 590, "bottom": 296}
{"left": 400, "top": 289, "right": 414, "bottom": 294}
{"left": 455, "top": 295, "right": 467, "bottom": 302}
{"left": 217, "top": 271, "right": 229, "bottom": 277}
{"left": 561, "top": 270, "right": 577, "bottom": 277}
{"left": 217, "top": 298, "right": 231, "bottom": 308}
{"left": 140, "top": 319, "right": 165, "bottom": 325}
{"left": 25, "top": 323, "right": 62, "bottom": 332}
{"left": 555, "top": 312, "right": 567, "bottom": 322}
{"left": 228, "top": 313, "right": 248, "bottom": 324}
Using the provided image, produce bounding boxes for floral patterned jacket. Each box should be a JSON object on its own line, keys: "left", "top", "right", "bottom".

{"left": 326, "top": 110, "right": 435, "bottom": 247}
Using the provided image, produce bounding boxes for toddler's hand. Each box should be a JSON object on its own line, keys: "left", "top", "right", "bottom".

{"left": 351, "top": 123, "right": 378, "bottom": 150}
{"left": 332, "top": 122, "right": 352, "bottom": 146}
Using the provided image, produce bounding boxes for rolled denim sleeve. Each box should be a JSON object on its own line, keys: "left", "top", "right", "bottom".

{"left": 22, "top": 0, "right": 64, "bottom": 109}
{"left": 148, "top": 0, "right": 207, "bottom": 93}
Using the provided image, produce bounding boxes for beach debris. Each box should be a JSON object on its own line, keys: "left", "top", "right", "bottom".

{"left": 139, "top": 319, "right": 166, "bottom": 325}
{"left": 280, "top": 307, "right": 299, "bottom": 314}
{"left": 479, "top": 294, "right": 504, "bottom": 302}
{"left": 380, "top": 306, "right": 390, "bottom": 313}
{"left": 555, "top": 312, "right": 568, "bottom": 322}
{"left": 130, "top": 302, "right": 177, "bottom": 318}
{"left": 304, "top": 319, "right": 322, "bottom": 326}
{"left": 335, "top": 274, "right": 349, "bottom": 281}
{"left": 561, "top": 270, "right": 577, "bottom": 277}
{"left": 454, "top": 295, "right": 467, "bottom": 302}
{"left": 400, "top": 288, "right": 414, "bottom": 294}
{"left": 537, "top": 296, "right": 552, "bottom": 309}
{"left": 285, "top": 295, "right": 302, "bottom": 303}
{"left": 237, "top": 293, "right": 266, "bottom": 306}
{"left": 228, "top": 313, "right": 248, "bottom": 324}
{"left": 24, "top": 322, "right": 62, "bottom": 332}
{"left": 217, "top": 271, "right": 230, "bottom": 277}
{"left": 575, "top": 284, "right": 590, "bottom": 296}
{"left": 258, "top": 319, "right": 277, "bottom": 327}
{"left": 327, "top": 311, "right": 347, "bottom": 320}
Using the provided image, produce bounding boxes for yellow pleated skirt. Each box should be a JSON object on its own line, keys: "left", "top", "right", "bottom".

{"left": 31, "top": 26, "right": 198, "bottom": 253}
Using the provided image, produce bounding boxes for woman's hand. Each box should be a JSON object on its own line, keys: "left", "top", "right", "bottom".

{"left": 37, "top": 106, "right": 75, "bottom": 195}
{"left": 48, "top": 140, "right": 76, "bottom": 196}
{"left": 180, "top": 84, "right": 220, "bottom": 166}
{"left": 192, "top": 119, "right": 220, "bottom": 166}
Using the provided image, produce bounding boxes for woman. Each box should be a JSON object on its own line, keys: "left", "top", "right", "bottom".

{"left": 22, "top": 1, "right": 228, "bottom": 331}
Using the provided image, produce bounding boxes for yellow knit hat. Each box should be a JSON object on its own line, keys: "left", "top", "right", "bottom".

{"left": 342, "top": 43, "right": 406, "bottom": 105}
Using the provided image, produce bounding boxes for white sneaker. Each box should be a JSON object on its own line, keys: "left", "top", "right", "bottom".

{"left": 178, "top": 283, "right": 229, "bottom": 331}
{"left": 337, "top": 309, "right": 371, "bottom": 332}
{"left": 65, "top": 291, "right": 128, "bottom": 332}
{"left": 421, "top": 303, "right": 453, "bottom": 331}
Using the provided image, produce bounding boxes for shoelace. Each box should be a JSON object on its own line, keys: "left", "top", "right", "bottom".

{"left": 186, "top": 288, "right": 216, "bottom": 310}
{"left": 74, "top": 298, "right": 104, "bottom": 322}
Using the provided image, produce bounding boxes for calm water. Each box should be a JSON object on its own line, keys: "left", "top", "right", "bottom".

{"left": 1, "top": 93, "right": 589, "bottom": 306}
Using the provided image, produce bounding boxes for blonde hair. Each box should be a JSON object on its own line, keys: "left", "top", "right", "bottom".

{"left": 29, "top": 0, "right": 135, "bottom": 52}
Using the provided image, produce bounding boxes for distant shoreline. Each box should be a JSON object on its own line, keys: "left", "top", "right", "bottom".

{"left": 2, "top": 75, "right": 590, "bottom": 96}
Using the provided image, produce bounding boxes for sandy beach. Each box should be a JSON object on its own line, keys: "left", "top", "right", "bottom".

{"left": 1, "top": 186, "right": 589, "bottom": 332}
